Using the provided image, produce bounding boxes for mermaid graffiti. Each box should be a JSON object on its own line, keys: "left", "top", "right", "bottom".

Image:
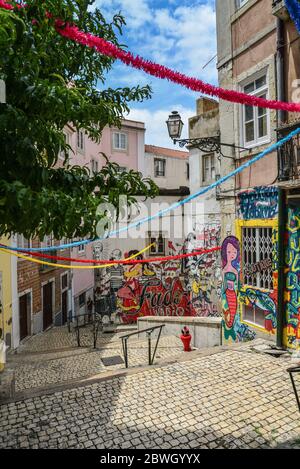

{"left": 221, "top": 236, "right": 256, "bottom": 342}
{"left": 221, "top": 236, "right": 240, "bottom": 341}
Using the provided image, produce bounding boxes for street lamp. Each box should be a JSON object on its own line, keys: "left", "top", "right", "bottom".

{"left": 166, "top": 110, "right": 247, "bottom": 155}
{"left": 166, "top": 111, "right": 184, "bottom": 141}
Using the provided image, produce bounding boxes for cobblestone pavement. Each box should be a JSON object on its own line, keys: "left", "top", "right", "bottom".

{"left": 14, "top": 325, "right": 127, "bottom": 353}
{"left": 12, "top": 335, "right": 184, "bottom": 393}
{"left": 1, "top": 346, "right": 300, "bottom": 449}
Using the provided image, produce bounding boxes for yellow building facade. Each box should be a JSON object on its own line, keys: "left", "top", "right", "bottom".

{"left": 0, "top": 237, "right": 13, "bottom": 370}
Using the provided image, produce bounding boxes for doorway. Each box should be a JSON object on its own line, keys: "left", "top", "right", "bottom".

{"left": 43, "top": 282, "right": 53, "bottom": 331}
{"left": 19, "top": 292, "right": 31, "bottom": 341}
{"left": 61, "top": 273, "right": 68, "bottom": 324}
{"left": 61, "top": 291, "right": 68, "bottom": 324}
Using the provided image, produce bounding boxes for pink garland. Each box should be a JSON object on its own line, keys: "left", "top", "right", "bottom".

{"left": 55, "top": 21, "right": 300, "bottom": 113}
{"left": 0, "top": 0, "right": 13, "bottom": 8}
{"left": 2, "top": 0, "right": 300, "bottom": 113}
{"left": 0, "top": 0, "right": 22, "bottom": 9}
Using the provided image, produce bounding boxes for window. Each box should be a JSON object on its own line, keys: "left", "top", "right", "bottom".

{"left": 78, "top": 239, "right": 85, "bottom": 254}
{"left": 42, "top": 235, "right": 54, "bottom": 249}
{"left": 242, "top": 227, "right": 273, "bottom": 290}
{"left": 238, "top": 0, "right": 248, "bottom": 8}
{"left": 186, "top": 163, "right": 190, "bottom": 180}
{"left": 61, "top": 273, "right": 68, "bottom": 290}
{"left": 242, "top": 74, "right": 269, "bottom": 147}
{"left": 243, "top": 304, "right": 266, "bottom": 327}
{"left": 77, "top": 130, "right": 84, "bottom": 152}
{"left": 59, "top": 132, "right": 70, "bottom": 160}
{"left": 202, "top": 154, "right": 215, "bottom": 183}
{"left": 297, "top": 144, "right": 300, "bottom": 166}
{"left": 154, "top": 158, "right": 166, "bottom": 177}
{"left": 113, "top": 132, "right": 127, "bottom": 150}
{"left": 149, "top": 232, "right": 165, "bottom": 255}
{"left": 17, "top": 234, "right": 31, "bottom": 250}
{"left": 91, "top": 159, "right": 99, "bottom": 173}
{"left": 116, "top": 166, "right": 127, "bottom": 173}
{"left": 79, "top": 292, "right": 86, "bottom": 307}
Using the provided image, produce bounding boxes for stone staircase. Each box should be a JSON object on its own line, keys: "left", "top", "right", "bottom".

{"left": 1, "top": 326, "right": 188, "bottom": 403}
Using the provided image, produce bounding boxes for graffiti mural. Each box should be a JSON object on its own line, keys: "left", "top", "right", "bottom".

{"left": 239, "top": 225, "right": 278, "bottom": 336}
{"left": 284, "top": 206, "right": 300, "bottom": 348}
{"left": 184, "top": 227, "right": 222, "bottom": 318}
{"left": 93, "top": 228, "right": 224, "bottom": 324}
{"left": 239, "top": 288, "right": 277, "bottom": 332}
{"left": 221, "top": 236, "right": 255, "bottom": 342}
{"left": 94, "top": 243, "right": 197, "bottom": 324}
{"left": 221, "top": 236, "right": 240, "bottom": 341}
{"left": 238, "top": 187, "right": 278, "bottom": 220}
{"left": 235, "top": 220, "right": 279, "bottom": 339}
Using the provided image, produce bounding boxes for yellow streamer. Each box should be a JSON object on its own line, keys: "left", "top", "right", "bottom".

{"left": 0, "top": 243, "right": 155, "bottom": 269}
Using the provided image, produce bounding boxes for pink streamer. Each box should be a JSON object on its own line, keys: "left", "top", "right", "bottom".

{"left": 55, "top": 21, "right": 300, "bottom": 113}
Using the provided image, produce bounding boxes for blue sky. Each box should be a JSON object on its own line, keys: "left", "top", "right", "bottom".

{"left": 94, "top": 0, "right": 217, "bottom": 148}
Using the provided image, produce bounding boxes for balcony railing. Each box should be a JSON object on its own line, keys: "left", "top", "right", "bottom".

{"left": 272, "top": 0, "right": 290, "bottom": 20}
{"left": 278, "top": 126, "right": 300, "bottom": 181}
{"left": 39, "top": 250, "right": 57, "bottom": 272}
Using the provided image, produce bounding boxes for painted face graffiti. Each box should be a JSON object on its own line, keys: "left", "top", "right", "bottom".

{"left": 221, "top": 236, "right": 240, "bottom": 336}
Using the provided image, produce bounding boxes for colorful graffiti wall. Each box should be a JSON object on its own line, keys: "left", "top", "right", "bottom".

{"left": 221, "top": 236, "right": 255, "bottom": 342}
{"left": 185, "top": 226, "right": 222, "bottom": 318}
{"left": 238, "top": 186, "right": 279, "bottom": 220}
{"left": 284, "top": 205, "right": 300, "bottom": 349}
{"left": 222, "top": 186, "right": 279, "bottom": 343}
{"left": 94, "top": 243, "right": 198, "bottom": 324}
{"left": 93, "top": 229, "right": 222, "bottom": 324}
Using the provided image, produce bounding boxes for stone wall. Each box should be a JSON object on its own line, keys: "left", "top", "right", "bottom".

{"left": 138, "top": 316, "right": 222, "bottom": 349}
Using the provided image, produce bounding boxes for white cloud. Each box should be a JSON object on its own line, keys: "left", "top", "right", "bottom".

{"left": 94, "top": 0, "right": 151, "bottom": 28}
{"left": 95, "top": 1, "right": 217, "bottom": 83}
{"left": 127, "top": 105, "right": 194, "bottom": 149}
{"left": 152, "top": 4, "right": 217, "bottom": 81}
{"left": 93, "top": 1, "right": 217, "bottom": 149}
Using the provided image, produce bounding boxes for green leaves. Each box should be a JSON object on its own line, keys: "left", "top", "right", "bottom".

{"left": 0, "top": 9, "right": 25, "bottom": 49}
{"left": 0, "top": 0, "right": 157, "bottom": 239}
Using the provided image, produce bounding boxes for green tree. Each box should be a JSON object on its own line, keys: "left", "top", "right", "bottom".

{"left": 0, "top": 0, "right": 158, "bottom": 240}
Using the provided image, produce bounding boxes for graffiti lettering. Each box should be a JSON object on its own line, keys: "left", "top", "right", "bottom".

{"left": 244, "top": 258, "right": 272, "bottom": 277}
{"left": 285, "top": 207, "right": 300, "bottom": 348}
{"left": 238, "top": 187, "right": 278, "bottom": 220}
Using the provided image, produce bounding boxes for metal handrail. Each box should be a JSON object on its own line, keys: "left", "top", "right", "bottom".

{"left": 67, "top": 311, "right": 96, "bottom": 332}
{"left": 120, "top": 325, "right": 165, "bottom": 369}
{"left": 68, "top": 312, "right": 102, "bottom": 348}
{"left": 287, "top": 365, "right": 300, "bottom": 412}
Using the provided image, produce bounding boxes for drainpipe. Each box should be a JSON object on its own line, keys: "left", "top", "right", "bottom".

{"left": 276, "top": 17, "right": 286, "bottom": 126}
{"left": 275, "top": 17, "right": 286, "bottom": 349}
{"left": 277, "top": 187, "right": 286, "bottom": 349}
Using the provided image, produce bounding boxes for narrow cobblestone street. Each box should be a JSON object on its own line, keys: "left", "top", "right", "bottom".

{"left": 6, "top": 327, "right": 185, "bottom": 394}
{"left": 1, "top": 338, "right": 299, "bottom": 449}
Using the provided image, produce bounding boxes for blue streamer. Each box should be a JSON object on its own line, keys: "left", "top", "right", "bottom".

{"left": 285, "top": 0, "right": 300, "bottom": 35}
{"left": 5, "top": 126, "right": 300, "bottom": 252}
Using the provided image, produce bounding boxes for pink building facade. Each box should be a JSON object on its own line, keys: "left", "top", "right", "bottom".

{"left": 63, "top": 120, "right": 146, "bottom": 317}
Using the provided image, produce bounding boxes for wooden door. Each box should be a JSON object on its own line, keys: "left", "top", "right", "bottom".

{"left": 19, "top": 294, "right": 28, "bottom": 340}
{"left": 43, "top": 283, "right": 53, "bottom": 331}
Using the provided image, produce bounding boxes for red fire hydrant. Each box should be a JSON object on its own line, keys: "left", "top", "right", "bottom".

{"left": 180, "top": 326, "right": 192, "bottom": 352}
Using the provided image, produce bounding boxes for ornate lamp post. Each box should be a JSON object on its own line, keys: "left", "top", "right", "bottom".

{"left": 166, "top": 110, "right": 246, "bottom": 155}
